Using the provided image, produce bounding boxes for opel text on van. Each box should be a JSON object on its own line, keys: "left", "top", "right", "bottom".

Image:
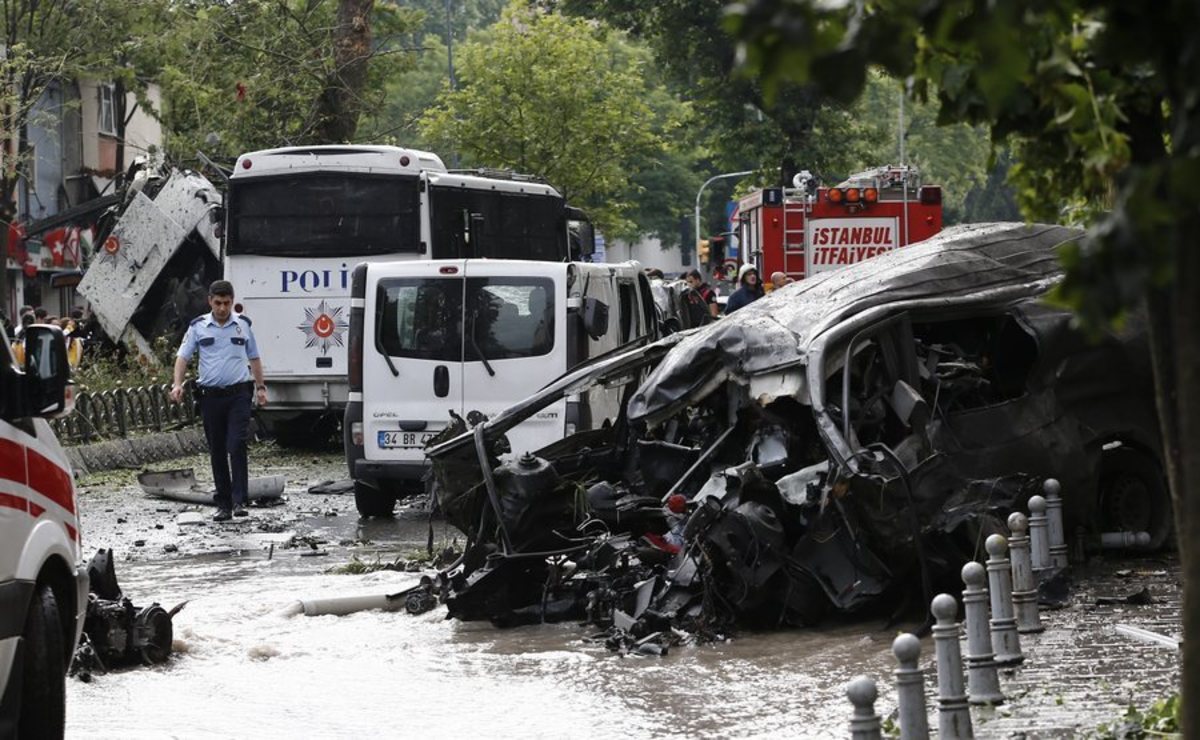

{"left": 344, "top": 259, "right": 657, "bottom": 516}
{"left": 0, "top": 323, "right": 87, "bottom": 737}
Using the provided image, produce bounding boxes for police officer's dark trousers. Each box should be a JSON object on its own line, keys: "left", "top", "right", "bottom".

{"left": 199, "top": 383, "right": 253, "bottom": 511}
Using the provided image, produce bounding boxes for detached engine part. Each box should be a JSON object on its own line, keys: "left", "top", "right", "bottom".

{"left": 71, "top": 549, "right": 181, "bottom": 680}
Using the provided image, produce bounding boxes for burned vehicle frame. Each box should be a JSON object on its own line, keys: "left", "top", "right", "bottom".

{"left": 419, "top": 223, "right": 1167, "bottom": 644}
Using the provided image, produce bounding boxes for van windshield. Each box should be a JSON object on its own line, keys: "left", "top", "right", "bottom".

{"left": 376, "top": 277, "right": 554, "bottom": 361}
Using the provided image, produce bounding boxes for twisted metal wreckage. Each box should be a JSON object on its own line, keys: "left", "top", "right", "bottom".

{"left": 404, "top": 223, "right": 1166, "bottom": 653}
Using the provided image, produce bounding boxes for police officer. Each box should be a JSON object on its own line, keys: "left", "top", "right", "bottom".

{"left": 169, "top": 280, "right": 268, "bottom": 521}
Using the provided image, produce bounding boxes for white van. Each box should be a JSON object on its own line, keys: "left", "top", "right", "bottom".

{"left": 0, "top": 323, "right": 87, "bottom": 736}
{"left": 344, "top": 259, "right": 657, "bottom": 516}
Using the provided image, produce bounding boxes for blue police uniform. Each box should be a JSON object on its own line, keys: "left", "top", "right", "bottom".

{"left": 178, "top": 312, "right": 260, "bottom": 513}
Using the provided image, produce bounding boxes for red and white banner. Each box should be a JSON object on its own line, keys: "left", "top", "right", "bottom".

{"left": 806, "top": 217, "right": 899, "bottom": 274}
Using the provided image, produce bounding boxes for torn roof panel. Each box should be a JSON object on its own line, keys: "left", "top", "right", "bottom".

{"left": 77, "top": 170, "right": 220, "bottom": 340}
{"left": 627, "top": 223, "right": 1083, "bottom": 425}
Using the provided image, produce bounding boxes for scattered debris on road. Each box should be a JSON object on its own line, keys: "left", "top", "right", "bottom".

{"left": 408, "top": 223, "right": 1166, "bottom": 651}
{"left": 138, "top": 468, "right": 285, "bottom": 506}
{"left": 70, "top": 549, "right": 184, "bottom": 682}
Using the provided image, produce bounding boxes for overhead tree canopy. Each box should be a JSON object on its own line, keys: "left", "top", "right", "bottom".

{"left": 131, "top": 0, "right": 420, "bottom": 164}
{"left": 419, "top": 2, "right": 673, "bottom": 236}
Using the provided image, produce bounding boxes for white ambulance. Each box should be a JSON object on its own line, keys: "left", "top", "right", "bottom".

{"left": 344, "top": 259, "right": 657, "bottom": 516}
{"left": 0, "top": 323, "right": 87, "bottom": 737}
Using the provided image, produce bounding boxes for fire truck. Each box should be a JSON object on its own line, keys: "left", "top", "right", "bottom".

{"left": 729, "top": 165, "right": 943, "bottom": 283}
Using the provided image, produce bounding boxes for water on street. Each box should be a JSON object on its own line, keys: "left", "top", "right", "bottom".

{"left": 65, "top": 448, "right": 1181, "bottom": 739}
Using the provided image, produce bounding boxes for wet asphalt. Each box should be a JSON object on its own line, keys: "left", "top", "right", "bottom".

{"left": 65, "top": 444, "right": 1181, "bottom": 738}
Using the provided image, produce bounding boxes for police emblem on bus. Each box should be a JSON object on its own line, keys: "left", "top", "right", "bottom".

{"left": 298, "top": 300, "right": 348, "bottom": 355}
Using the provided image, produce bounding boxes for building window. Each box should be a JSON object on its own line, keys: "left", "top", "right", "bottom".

{"left": 99, "top": 84, "right": 116, "bottom": 135}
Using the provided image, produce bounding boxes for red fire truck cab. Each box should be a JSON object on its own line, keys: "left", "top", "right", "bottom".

{"left": 735, "top": 166, "right": 943, "bottom": 283}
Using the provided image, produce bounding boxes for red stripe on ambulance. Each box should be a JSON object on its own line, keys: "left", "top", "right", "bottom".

{"left": 0, "top": 492, "right": 26, "bottom": 513}
{"left": 0, "top": 437, "right": 27, "bottom": 482}
{"left": 26, "top": 448, "right": 75, "bottom": 515}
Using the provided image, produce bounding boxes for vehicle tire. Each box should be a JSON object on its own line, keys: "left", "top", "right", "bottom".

{"left": 354, "top": 481, "right": 397, "bottom": 518}
{"left": 1098, "top": 447, "right": 1173, "bottom": 550}
{"left": 19, "top": 584, "right": 67, "bottom": 739}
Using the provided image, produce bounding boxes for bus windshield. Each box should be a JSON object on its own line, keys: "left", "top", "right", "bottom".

{"left": 228, "top": 173, "right": 421, "bottom": 257}
{"left": 376, "top": 277, "right": 555, "bottom": 362}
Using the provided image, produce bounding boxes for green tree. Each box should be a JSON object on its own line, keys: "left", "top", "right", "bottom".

{"left": 563, "top": 0, "right": 900, "bottom": 243}
{"left": 726, "top": 1, "right": 1199, "bottom": 730}
{"left": 126, "top": 0, "right": 420, "bottom": 164}
{"left": 856, "top": 70, "right": 1015, "bottom": 224}
{"left": 363, "top": 34, "right": 449, "bottom": 148}
{"left": 419, "top": 3, "right": 670, "bottom": 235}
{"left": 405, "top": 0, "right": 508, "bottom": 40}
{"left": 601, "top": 31, "right": 702, "bottom": 248}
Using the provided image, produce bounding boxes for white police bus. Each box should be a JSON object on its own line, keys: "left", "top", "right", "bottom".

{"left": 222, "top": 145, "right": 591, "bottom": 444}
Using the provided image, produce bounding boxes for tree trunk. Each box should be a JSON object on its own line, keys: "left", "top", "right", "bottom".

{"left": 314, "top": 0, "right": 374, "bottom": 143}
{"left": 1147, "top": 239, "right": 1200, "bottom": 736}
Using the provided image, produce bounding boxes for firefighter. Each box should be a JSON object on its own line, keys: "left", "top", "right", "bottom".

{"left": 725, "top": 264, "right": 765, "bottom": 314}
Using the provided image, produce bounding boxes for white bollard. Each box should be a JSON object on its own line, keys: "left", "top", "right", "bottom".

{"left": 892, "top": 633, "right": 930, "bottom": 740}
{"left": 1028, "top": 494, "right": 1051, "bottom": 573}
{"left": 931, "top": 593, "right": 974, "bottom": 739}
{"left": 961, "top": 562, "right": 1004, "bottom": 705}
{"left": 1007, "top": 512, "right": 1044, "bottom": 634}
{"left": 985, "top": 534, "right": 1024, "bottom": 666}
{"left": 847, "top": 676, "right": 883, "bottom": 740}
{"left": 1043, "top": 479, "right": 1069, "bottom": 568}
{"left": 1101, "top": 531, "right": 1152, "bottom": 549}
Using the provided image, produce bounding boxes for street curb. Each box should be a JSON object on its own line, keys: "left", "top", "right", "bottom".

{"left": 66, "top": 428, "right": 210, "bottom": 476}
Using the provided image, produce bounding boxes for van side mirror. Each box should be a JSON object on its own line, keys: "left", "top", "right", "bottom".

{"left": 582, "top": 297, "right": 609, "bottom": 339}
{"left": 24, "top": 325, "right": 72, "bottom": 417}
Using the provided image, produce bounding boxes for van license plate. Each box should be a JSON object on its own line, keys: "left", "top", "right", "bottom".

{"left": 378, "top": 431, "right": 433, "bottom": 449}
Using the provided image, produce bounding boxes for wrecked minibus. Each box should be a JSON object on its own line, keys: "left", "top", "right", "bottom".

{"left": 344, "top": 259, "right": 658, "bottom": 516}
{"left": 0, "top": 323, "right": 88, "bottom": 735}
{"left": 416, "top": 222, "right": 1167, "bottom": 645}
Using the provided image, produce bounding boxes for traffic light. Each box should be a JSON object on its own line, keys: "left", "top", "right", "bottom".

{"left": 698, "top": 238, "right": 710, "bottom": 265}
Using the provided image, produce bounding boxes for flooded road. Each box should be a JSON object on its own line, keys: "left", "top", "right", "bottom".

{"left": 66, "top": 449, "right": 1181, "bottom": 738}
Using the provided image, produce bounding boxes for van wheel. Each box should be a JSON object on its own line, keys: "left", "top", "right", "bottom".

{"left": 20, "top": 584, "right": 66, "bottom": 738}
{"left": 1098, "top": 447, "right": 1172, "bottom": 550}
{"left": 355, "top": 481, "right": 397, "bottom": 518}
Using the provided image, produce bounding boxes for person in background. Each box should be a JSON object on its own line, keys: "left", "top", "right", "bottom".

{"left": 725, "top": 264, "right": 765, "bottom": 315}
{"left": 684, "top": 269, "right": 719, "bottom": 323}
{"left": 14, "top": 312, "right": 34, "bottom": 339}
{"left": 769, "top": 271, "right": 793, "bottom": 291}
